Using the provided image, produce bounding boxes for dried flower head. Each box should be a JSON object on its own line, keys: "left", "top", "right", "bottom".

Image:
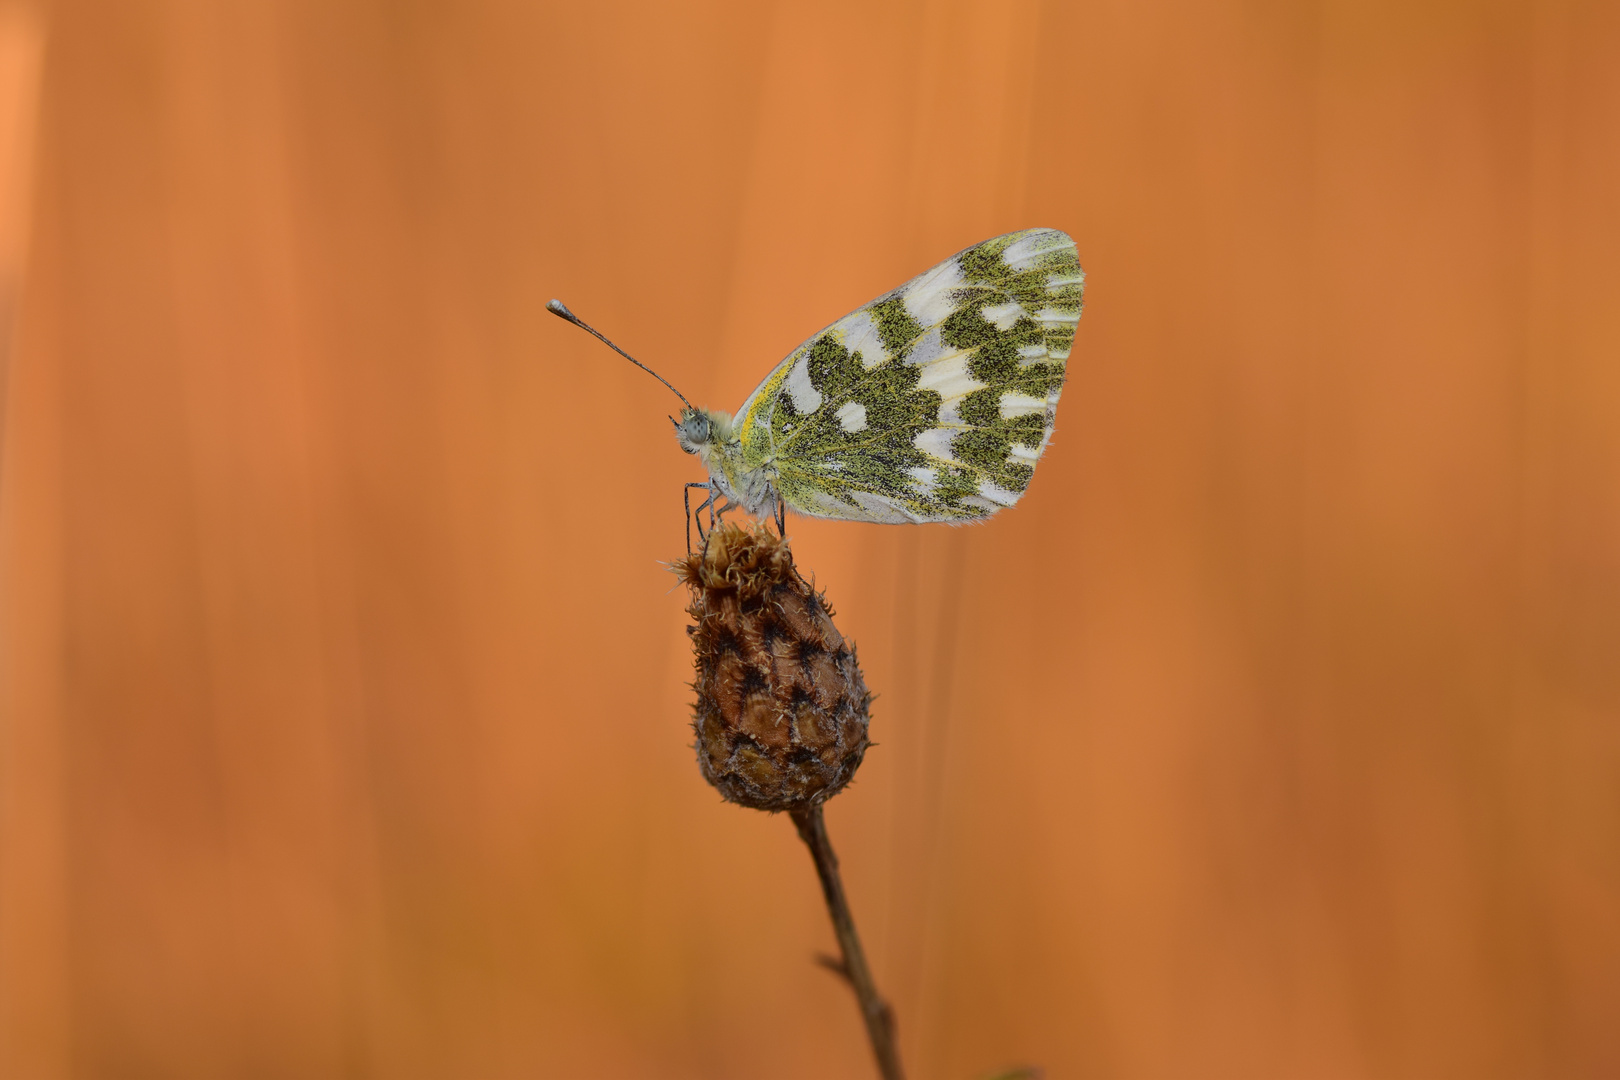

{"left": 674, "top": 523, "right": 871, "bottom": 811}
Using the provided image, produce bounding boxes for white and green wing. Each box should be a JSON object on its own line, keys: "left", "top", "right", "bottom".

{"left": 734, "top": 228, "right": 1084, "bottom": 523}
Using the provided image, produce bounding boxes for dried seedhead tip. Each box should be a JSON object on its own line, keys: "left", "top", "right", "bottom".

{"left": 675, "top": 522, "right": 871, "bottom": 811}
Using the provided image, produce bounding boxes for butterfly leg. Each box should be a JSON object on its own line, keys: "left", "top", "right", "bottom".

{"left": 685, "top": 482, "right": 714, "bottom": 553}
{"left": 706, "top": 485, "right": 721, "bottom": 536}
{"left": 698, "top": 485, "right": 724, "bottom": 562}
{"left": 702, "top": 482, "right": 724, "bottom": 544}
{"left": 774, "top": 498, "right": 786, "bottom": 538}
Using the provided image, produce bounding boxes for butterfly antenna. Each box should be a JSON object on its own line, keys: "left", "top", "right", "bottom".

{"left": 546, "top": 299, "right": 694, "bottom": 411}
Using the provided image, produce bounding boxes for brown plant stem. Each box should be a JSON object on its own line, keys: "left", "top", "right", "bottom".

{"left": 790, "top": 803, "right": 904, "bottom": 1080}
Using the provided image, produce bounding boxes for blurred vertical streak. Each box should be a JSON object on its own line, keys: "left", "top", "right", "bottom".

{"left": 0, "top": 2, "right": 53, "bottom": 1076}
{"left": 1, "top": 0, "right": 1616, "bottom": 1074}
{"left": 883, "top": 5, "right": 1047, "bottom": 1075}
{"left": 0, "top": 1, "right": 35, "bottom": 405}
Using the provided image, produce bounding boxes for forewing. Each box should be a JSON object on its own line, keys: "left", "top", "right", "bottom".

{"left": 734, "top": 228, "right": 1084, "bottom": 522}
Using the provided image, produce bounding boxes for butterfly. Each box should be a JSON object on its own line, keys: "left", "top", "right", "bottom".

{"left": 550, "top": 228, "right": 1084, "bottom": 539}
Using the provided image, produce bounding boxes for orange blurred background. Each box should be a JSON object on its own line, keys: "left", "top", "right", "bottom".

{"left": 2, "top": 0, "right": 1617, "bottom": 1077}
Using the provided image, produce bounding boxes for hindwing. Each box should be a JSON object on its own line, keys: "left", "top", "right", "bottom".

{"left": 734, "top": 228, "right": 1084, "bottom": 523}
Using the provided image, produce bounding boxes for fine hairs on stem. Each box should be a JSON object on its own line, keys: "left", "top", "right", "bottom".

{"left": 791, "top": 803, "right": 903, "bottom": 1080}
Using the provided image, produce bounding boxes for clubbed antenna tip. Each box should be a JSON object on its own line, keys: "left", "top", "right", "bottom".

{"left": 544, "top": 296, "right": 693, "bottom": 411}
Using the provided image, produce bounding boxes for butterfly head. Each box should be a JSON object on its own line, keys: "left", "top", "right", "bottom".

{"left": 673, "top": 407, "right": 734, "bottom": 456}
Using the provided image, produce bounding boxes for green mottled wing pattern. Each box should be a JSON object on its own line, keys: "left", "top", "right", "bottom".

{"left": 733, "top": 228, "right": 1084, "bottom": 523}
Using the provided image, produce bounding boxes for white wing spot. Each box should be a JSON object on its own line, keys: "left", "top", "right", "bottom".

{"left": 980, "top": 300, "right": 1025, "bottom": 330}
{"left": 999, "top": 392, "right": 1047, "bottom": 419}
{"left": 785, "top": 354, "right": 823, "bottom": 414}
{"left": 913, "top": 426, "right": 959, "bottom": 462}
{"left": 835, "top": 401, "right": 868, "bottom": 433}
{"left": 977, "top": 479, "right": 1022, "bottom": 507}
{"left": 904, "top": 326, "right": 948, "bottom": 367}
{"left": 901, "top": 259, "right": 965, "bottom": 327}
{"left": 850, "top": 491, "right": 918, "bottom": 523}
{"left": 1002, "top": 232, "right": 1060, "bottom": 270}
{"left": 914, "top": 351, "right": 983, "bottom": 402}
{"left": 1034, "top": 306, "right": 1081, "bottom": 327}
{"left": 841, "top": 311, "right": 889, "bottom": 370}
{"left": 1007, "top": 442, "right": 1041, "bottom": 465}
{"left": 906, "top": 466, "right": 938, "bottom": 492}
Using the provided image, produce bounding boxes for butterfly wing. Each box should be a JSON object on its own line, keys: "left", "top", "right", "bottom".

{"left": 733, "top": 228, "right": 1084, "bottom": 523}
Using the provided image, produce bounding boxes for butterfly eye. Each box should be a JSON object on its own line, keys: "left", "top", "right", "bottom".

{"left": 674, "top": 413, "right": 712, "bottom": 451}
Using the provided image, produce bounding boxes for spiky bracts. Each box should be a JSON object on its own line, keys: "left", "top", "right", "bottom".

{"left": 674, "top": 524, "right": 871, "bottom": 811}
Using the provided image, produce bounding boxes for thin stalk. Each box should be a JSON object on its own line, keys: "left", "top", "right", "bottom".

{"left": 790, "top": 803, "right": 904, "bottom": 1080}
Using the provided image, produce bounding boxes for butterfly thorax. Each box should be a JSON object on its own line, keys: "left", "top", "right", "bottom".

{"left": 674, "top": 407, "right": 779, "bottom": 518}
